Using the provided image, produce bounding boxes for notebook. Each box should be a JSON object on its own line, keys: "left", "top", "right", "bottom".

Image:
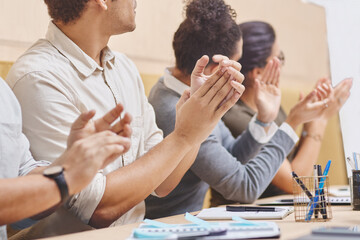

{"left": 258, "top": 196, "right": 351, "bottom": 206}
{"left": 196, "top": 206, "right": 293, "bottom": 220}
{"left": 128, "top": 221, "right": 281, "bottom": 239}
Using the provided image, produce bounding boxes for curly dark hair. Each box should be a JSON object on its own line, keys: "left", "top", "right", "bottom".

{"left": 238, "top": 21, "right": 276, "bottom": 76}
{"left": 173, "top": 0, "right": 242, "bottom": 76}
{"left": 44, "top": 0, "right": 90, "bottom": 24}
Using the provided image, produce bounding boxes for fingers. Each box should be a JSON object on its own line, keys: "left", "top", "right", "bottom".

{"left": 111, "top": 112, "right": 132, "bottom": 137}
{"left": 315, "top": 77, "right": 330, "bottom": 88}
{"left": 71, "top": 110, "right": 96, "bottom": 130}
{"left": 215, "top": 83, "right": 244, "bottom": 118}
{"left": 274, "top": 66, "right": 281, "bottom": 87}
{"left": 261, "top": 59, "right": 272, "bottom": 83}
{"left": 191, "top": 55, "right": 209, "bottom": 80}
{"left": 219, "top": 59, "right": 242, "bottom": 72}
{"left": 254, "top": 78, "right": 261, "bottom": 94}
{"left": 267, "top": 58, "right": 278, "bottom": 85}
{"left": 333, "top": 77, "right": 353, "bottom": 106}
{"left": 315, "top": 82, "right": 332, "bottom": 100}
{"left": 94, "top": 104, "right": 124, "bottom": 132}
{"left": 100, "top": 145, "right": 126, "bottom": 169}
{"left": 212, "top": 55, "right": 242, "bottom": 72}
{"left": 270, "top": 58, "right": 281, "bottom": 86}
{"left": 298, "top": 92, "right": 304, "bottom": 101}
{"left": 302, "top": 89, "right": 317, "bottom": 103}
{"left": 206, "top": 71, "right": 231, "bottom": 106}
{"left": 334, "top": 78, "right": 353, "bottom": 98}
{"left": 230, "top": 80, "right": 245, "bottom": 97}
{"left": 212, "top": 55, "right": 229, "bottom": 63}
{"left": 228, "top": 65, "right": 245, "bottom": 84}
{"left": 192, "top": 65, "right": 226, "bottom": 98}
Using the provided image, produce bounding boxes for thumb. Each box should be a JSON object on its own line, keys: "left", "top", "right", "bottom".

{"left": 298, "top": 92, "right": 304, "bottom": 101}
{"left": 71, "top": 110, "right": 96, "bottom": 130}
{"left": 254, "top": 78, "right": 261, "bottom": 94}
{"left": 191, "top": 55, "right": 209, "bottom": 79}
{"left": 176, "top": 89, "right": 191, "bottom": 111}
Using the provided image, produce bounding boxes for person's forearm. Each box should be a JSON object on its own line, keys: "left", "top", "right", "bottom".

{"left": 291, "top": 119, "right": 327, "bottom": 176}
{"left": 271, "top": 120, "right": 327, "bottom": 193}
{"left": 0, "top": 175, "right": 60, "bottom": 226}
{"left": 155, "top": 144, "right": 200, "bottom": 196}
{"left": 89, "top": 132, "right": 193, "bottom": 228}
{"left": 231, "top": 128, "right": 265, "bottom": 164}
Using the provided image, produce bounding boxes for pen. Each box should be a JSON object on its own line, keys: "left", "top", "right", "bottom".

{"left": 226, "top": 206, "right": 282, "bottom": 212}
{"left": 317, "top": 165, "right": 327, "bottom": 219}
{"left": 292, "top": 171, "right": 313, "bottom": 201}
{"left": 314, "top": 165, "right": 319, "bottom": 219}
{"left": 353, "top": 153, "right": 358, "bottom": 170}
{"left": 306, "top": 160, "right": 331, "bottom": 221}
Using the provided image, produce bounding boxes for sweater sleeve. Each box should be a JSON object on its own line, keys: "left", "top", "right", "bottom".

{"left": 191, "top": 128, "right": 296, "bottom": 203}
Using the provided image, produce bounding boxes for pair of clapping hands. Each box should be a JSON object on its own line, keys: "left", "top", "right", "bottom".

{"left": 55, "top": 54, "right": 245, "bottom": 196}
{"left": 211, "top": 55, "right": 352, "bottom": 131}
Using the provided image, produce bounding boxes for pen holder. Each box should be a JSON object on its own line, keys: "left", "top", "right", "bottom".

{"left": 292, "top": 176, "right": 332, "bottom": 222}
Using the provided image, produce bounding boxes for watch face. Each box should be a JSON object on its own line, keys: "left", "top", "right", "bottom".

{"left": 43, "top": 166, "right": 64, "bottom": 176}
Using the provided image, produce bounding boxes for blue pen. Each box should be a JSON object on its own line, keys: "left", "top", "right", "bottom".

{"left": 353, "top": 153, "right": 358, "bottom": 170}
{"left": 305, "top": 160, "right": 331, "bottom": 221}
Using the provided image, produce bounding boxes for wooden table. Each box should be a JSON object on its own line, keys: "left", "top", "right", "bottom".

{"left": 44, "top": 195, "right": 360, "bottom": 240}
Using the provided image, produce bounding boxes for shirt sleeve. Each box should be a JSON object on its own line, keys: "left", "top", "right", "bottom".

{"left": 18, "top": 132, "right": 50, "bottom": 176}
{"left": 248, "top": 114, "right": 278, "bottom": 144}
{"left": 279, "top": 122, "right": 299, "bottom": 143}
{"left": 192, "top": 128, "right": 297, "bottom": 203}
{"left": 219, "top": 121, "right": 264, "bottom": 165}
{"left": 66, "top": 172, "right": 106, "bottom": 224}
{"left": 12, "top": 72, "right": 106, "bottom": 224}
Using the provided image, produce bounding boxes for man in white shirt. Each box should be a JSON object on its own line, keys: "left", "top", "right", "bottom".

{"left": 6, "top": 0, "right": 245, "bottom": 233}
{"left": 0, "top": 77, "right": 133, "bottom": 239}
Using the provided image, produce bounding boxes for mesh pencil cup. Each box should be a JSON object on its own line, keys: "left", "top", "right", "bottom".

{"left": 292, "top": 176, "right": 332, "bottom": 222}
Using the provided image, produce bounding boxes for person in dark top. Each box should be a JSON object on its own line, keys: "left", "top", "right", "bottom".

{"left": 211, "top": 21, "right": 353, "bottom": 206}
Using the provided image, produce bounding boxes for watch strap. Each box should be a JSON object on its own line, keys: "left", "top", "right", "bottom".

{"left": 51, "top": 173, "right": 69, "bottom": 202}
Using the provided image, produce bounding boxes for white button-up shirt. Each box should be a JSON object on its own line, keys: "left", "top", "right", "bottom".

{"left": 7, "top": 22, "right": 163, "bottom": 226}
{"left": 0, "top": 78, "right": 50, "bottom": 239}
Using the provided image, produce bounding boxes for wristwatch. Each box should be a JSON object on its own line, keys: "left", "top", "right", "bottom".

{"left": 43, "top": 166, "right": 69, "bottom": 202}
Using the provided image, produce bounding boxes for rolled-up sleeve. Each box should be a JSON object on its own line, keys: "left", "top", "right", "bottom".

{"left": 66, "top": 172, "right": 106, "bottom": 224}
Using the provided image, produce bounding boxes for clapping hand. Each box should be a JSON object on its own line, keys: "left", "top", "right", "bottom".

{"left": 190, "top": 55, "right": 244, "bottom": 99}
{"left": 67, "top": 104, "right": 132, "bottom": 151}
{"left": 286, "top": 80, "right": 334, "bottom": 130}
{"left": 316, "top": 77, "right": 353, "bottom": 120}
{"left": 254, "top": 57, "right": 282, "bottom": 124}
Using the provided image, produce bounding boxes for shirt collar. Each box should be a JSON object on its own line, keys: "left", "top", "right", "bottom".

{"left": 163, "top": 67, "right": 190, "bottom": 96}
{"left": 45, "top": 22, "right": 115, "bottom": 78}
